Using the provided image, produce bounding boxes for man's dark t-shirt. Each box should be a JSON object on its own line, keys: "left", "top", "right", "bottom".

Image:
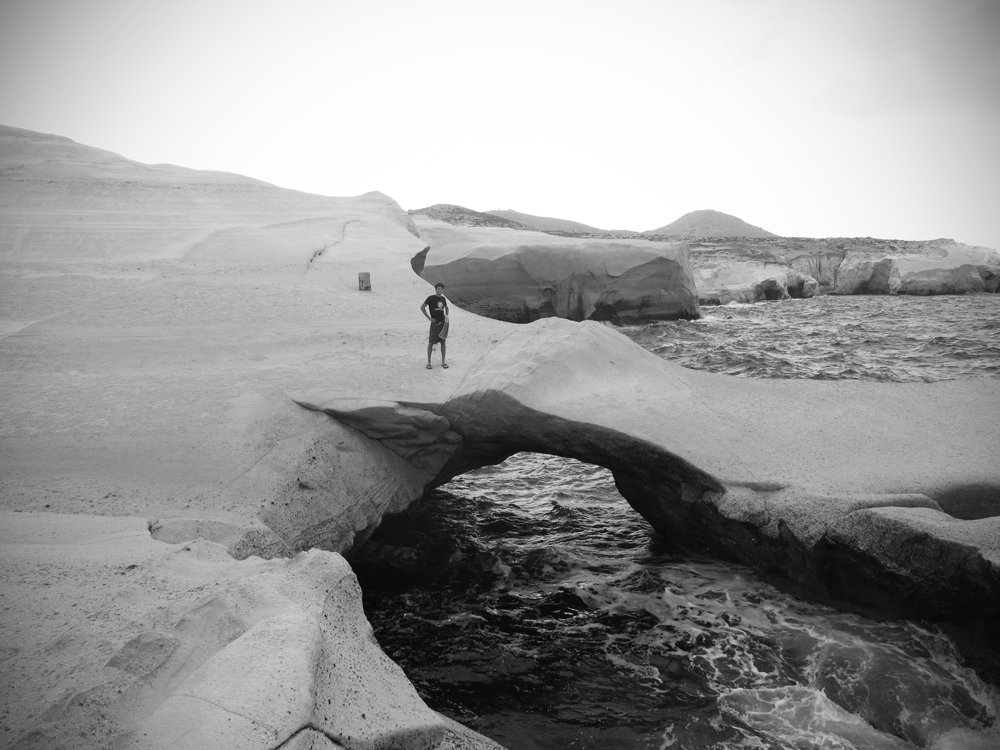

{"left": 424, "top": 295, "right": 449, "bottom": 323}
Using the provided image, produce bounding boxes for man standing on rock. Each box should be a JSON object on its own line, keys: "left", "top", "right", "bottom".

{"left": 421, "top": 282, "right": 449, "bottom": 369}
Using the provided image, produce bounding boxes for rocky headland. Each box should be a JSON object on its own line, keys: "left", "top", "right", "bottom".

{"left": 2, "top": 124, "right": 999, "bottom": 748}
{"left": 411, "top": 216, "right": 700, "bottom": 323}
{"left": 683, "top": 236, "right": 1000, "bottom": 304}
{"left": 412, "top": 206, "right": 1000, "bottom": 311}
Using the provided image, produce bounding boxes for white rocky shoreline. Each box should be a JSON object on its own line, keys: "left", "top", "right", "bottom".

{"left": 2, "top": 124, "right": 998, "bottom": 748}
{"left": 409, "top": 204, "right": 1000, "bottom": 316}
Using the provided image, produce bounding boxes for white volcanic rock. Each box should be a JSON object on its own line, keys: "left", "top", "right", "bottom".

{"left": 4, "top": 123, "right": 1000, "bottom": 744}
{"left": 0, "top": 125, "right": 506, "bottom": 748}
{"left": 409, "top": 206, "right": 998, "bottom": 316}
{"left": 688, "top": 247, "right": 819, "bottom": 303}
{"left": 412, "top": 216, "right": 998, "bottom": 311}
{"left": 413, "top": 218, "right": 700, "bottom": 322}
{"left": 688, "top": 236, "right": 1000, "bottom": 298}
{"left": 299, "top": 318, "right": 1000, "bottom": 658}
{"left": 0, "top": 125, "right": 423, "bottom": 265}
{"left": 0, "top": 125, "right": 496, "bottom": 554}
{"left": 0, "top": 514, "right": 487, "bottom": 750}
{"left": 832, "top": 240, "right": 1000, "bottom": 295}
{"left": 308, "top": 316, "right": 1000, "bottom": 508}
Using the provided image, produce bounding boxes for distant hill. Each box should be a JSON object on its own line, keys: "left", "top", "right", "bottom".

{"left": 411, "top": 204, "right": 779, "bottom": 239}
{"left": 407, "top": 204, "right": 533, "bottom": 230}
{"left": 644, "top": 209, "right": 777, "bottom": 238}
{"left": 484, "top": 209, "right": 607, "bottom": 234}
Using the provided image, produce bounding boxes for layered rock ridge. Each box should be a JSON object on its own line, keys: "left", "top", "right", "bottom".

{"left": 411, "top": 217, "right": 700, "bottom": 323}
{"left": 297, "top": 318, "right": 1000, "bottom": 666}
{"left": 410, "top": 204, "right": 998, "bottom": 314}
{"left": 652, "top": 237, "right": 999, "bottom": 303}
{"left": 0, "top": 125, "right": 420, "bottom": 265}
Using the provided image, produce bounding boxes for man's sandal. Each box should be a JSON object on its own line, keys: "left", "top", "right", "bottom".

{"left": 442, "top": 363, "right": 449, "bottom": 368}
{"left": 426, "top": 364, "right": 432, "bottom": 369}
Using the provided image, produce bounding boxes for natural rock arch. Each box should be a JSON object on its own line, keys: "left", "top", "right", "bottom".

{"left": 315, "top": 391, "right": 724, "bottom": 535}
{"left": 292, "top": 317, "right": 1000, "bottom": 669}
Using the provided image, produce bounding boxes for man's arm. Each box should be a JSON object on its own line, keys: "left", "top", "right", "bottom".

{"left": 420, "top": 300, "right": 431, "bottom": 320}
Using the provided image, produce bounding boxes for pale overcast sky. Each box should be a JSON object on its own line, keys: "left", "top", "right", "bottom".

{"left": 2, "top": 0, "right": 998, "bottom": 247}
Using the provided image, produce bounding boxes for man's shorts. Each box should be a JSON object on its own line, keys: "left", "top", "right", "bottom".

{"left": 429, "top": 320, "right": 448, "bottom": 344}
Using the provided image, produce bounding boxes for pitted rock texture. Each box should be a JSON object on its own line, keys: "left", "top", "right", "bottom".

{"left": 412, "top": 218, "right": 700, "bottom": 323}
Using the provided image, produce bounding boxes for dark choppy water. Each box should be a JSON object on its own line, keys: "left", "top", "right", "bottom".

{"left": 624, "top": 295, "right": 1000, "bottom": 382}
{"left": 354, "top": 295, "right": 1000, "bottom": 750}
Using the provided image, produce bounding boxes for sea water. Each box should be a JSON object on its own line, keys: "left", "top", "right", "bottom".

{"left": 625, "top": 294, "right": 1000, "bottom": 382}
{"left": 352, "top": 294, "right": 1000, "bottom": 749}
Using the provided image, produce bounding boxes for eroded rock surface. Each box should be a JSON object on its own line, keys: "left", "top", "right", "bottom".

{"left": 830, "top": 243, "right": 999, "bottom": 295}
{"left": 687, "top": 244, "right": 820, "bottom": 303}
{"left": 298, "top": 318, "right": 1000, "bottom": 667}
{"left": 5, "top": 123, "right": 999, "bottom": 746}
{"left": 1, "top": 514, "right": 496, "bottom": 750}
{"left": 412, "top": 218, "right": 700, "bottom": 323}
{"left": 0, "top": 125, "right": 506, "bottom": 750}
{"left": 686, "top": 236, "right": 999, "bottom": 302}
{"left": 412, "top": 213, "right": 998, "bottom": 313}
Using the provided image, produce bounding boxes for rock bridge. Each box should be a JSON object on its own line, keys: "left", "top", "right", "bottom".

{"left": 284, "top": 318, "right": 1000, "bottom": 662}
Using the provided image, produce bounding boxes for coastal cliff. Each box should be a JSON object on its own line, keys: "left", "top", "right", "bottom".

{"left": 411, "top": 205, "right": 1000, "bottom": 308}
{"left": 684, "top": 236, "right": 1000, "bottom": 303}
{"left": 587, "top": 235, "right": 999, "bottom": 304}
{"left": 0, "top": 124, "right": 507, "bottom": 749}
{"left": 3, "top": 125, "right": 999, "bottom": 747}
{"left": 412, "top": 218, "right": 700, "bottom": 323}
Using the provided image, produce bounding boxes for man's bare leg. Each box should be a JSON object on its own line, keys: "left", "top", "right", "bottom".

{"left": 440, "top": 340, "right": 447, "bottom": 367}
